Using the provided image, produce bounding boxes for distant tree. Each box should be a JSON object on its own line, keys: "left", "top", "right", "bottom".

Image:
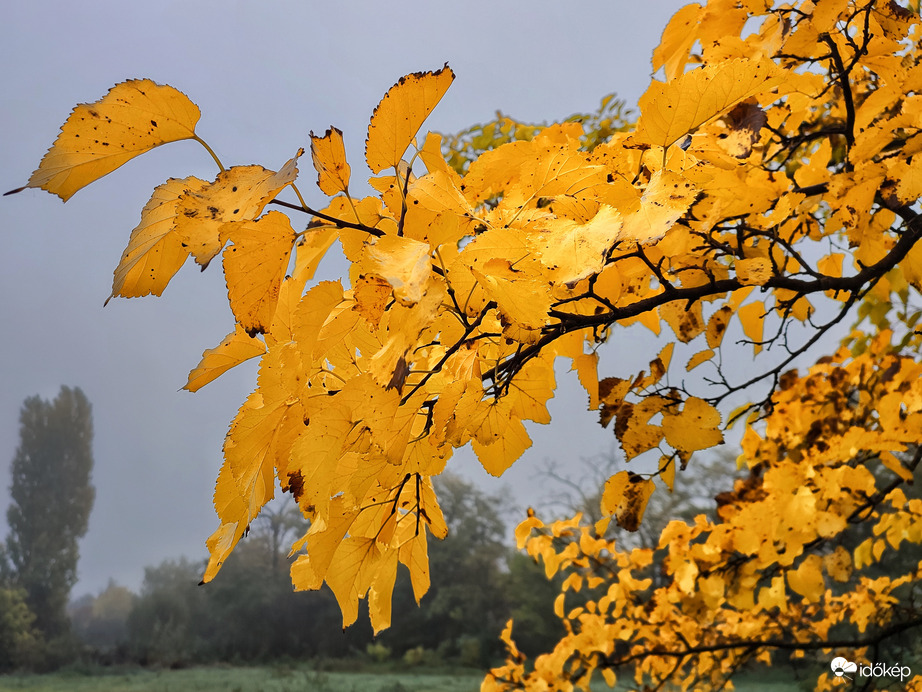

{"left": 0, "top": 586, "right": 42, "bottom": 671}
{"left": 5, "top": 386, "right": 95, "bottom": 642}
{"left": 70, "top": 580, "right": 135, "bottom": 655}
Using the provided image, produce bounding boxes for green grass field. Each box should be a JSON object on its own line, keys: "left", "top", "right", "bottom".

{"left": 0, "top": 665, "right": 484, "bottom": 692}
{"left": 0, "top": 662, "right": 815, "bottom": 692}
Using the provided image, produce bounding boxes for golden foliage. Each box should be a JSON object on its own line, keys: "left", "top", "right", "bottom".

{"left": 12, "top": 0, "right": 922, "bottom": 687}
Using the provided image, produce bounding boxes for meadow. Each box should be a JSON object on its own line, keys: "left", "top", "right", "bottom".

{"left": 0, "top": 663, "right": 812, "bottom": 692}
{"left": 0, "top": 664, "right": 484, "bottom": 692}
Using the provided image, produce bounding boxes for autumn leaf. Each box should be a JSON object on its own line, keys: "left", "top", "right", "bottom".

{"left": 661, "top": 397, "right": 723, "bottom": 454}
{"left": 363, "top": 235, "right": 432, "bottom": 307}
{"left": 310, "top": 127, "right": 351, "bottom": 195}
{"left": 787, "top": 554, "right": 826, "bottom": 603}
{"left": 652, "top": 3, "right": 702, "bottom": 81}
{"left": 365, "top": 65, "right": 455, "bottom": 174}
{"left": 736, "top": 257, "right": 772, "bottom": 285}
{"left": 634, "top": 57, "right": 782, "bottom": 149}
{"left": 619, "top": 169, "right": 697, "bottom": 244}
{"left": 531, "top": 205, "right": 623, "bottom": 284}
{"left": 107, "top": 175, "right": 208, "bottom": 303}
{"left": 183, "top": 324, "right": 266, "bottom": 392}
{"left": 601, "top": 471, "right": 655, "bottom": 532}
{"left": 174, "top": 151, "right": 301, "bottom": 268}
{"left": 221, "top": 211, "right": 296, "bottom": 336}
{"left": 11, "top": 79, "right": 201, "bottom": 202}
{"left": 473, "top": 418, "right": 532, "bottom": 477}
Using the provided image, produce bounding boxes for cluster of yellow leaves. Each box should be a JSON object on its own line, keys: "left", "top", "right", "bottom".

{"left": 13, "top": 0, "right": 922, "bottom": 676}
{"left": 487, "top": 331, "right": 922, "bottom": 691}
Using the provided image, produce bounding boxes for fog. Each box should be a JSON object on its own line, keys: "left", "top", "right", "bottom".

{"left": 1, "top": 1, "right": 690, "bottom": 598}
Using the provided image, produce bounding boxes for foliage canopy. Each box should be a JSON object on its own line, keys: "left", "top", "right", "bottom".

{"left": 9, "top": 0, "right": 922, "bottom": 688}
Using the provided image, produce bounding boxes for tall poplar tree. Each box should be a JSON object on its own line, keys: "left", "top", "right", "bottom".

{"left": 5, "top": 386, "right": 95, "bottom": 640}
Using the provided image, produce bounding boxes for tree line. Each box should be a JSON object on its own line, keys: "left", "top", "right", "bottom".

{"left": 67, "top": 475, "right": 562, "bottom": 670}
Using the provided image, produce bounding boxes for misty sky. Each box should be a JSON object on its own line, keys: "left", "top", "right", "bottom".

{"left": 1, "top": 1, "right": 707, "bottom": 598}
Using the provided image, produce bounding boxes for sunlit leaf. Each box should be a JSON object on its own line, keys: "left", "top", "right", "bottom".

{"left": 184, "top": 324, "right": 266, "bottom": 392}
{"left": 366, "top": 65, "right": 455, "bottom": 174}
{"left": 175, "top": 152, "right": 301, "bottom": 268}
{"left": 310, "top": 127, "right": 351, "bottom": 195}
{"left": 221, "top": 211, "right": 296, "bottom": 336}
{"left": 15, "top": 79, "right": 200, "bottom": 201}
{"left": 107, "top": 175, "right": 208, "bottom": 303}
{"left": 634, "top": 58, "right": 782, "bottom": 149}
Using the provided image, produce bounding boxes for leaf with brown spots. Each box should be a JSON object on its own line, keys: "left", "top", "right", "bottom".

{"left": 311, "top": 127, "right": 351, "bottom": 195}
{"left": 601, "top": 471, "right": 655, "bottom": 532}
{"left": 107, "top": 175, "right": 208, "bottom": 303}
{"left": 366, "top": 65, "right": 455, "bottom": 174}
{"left": 174, "top": 152, "right": 301, "bottom": 268}
{"left": 13, "top": 79, "right": 200, "bottom": 202}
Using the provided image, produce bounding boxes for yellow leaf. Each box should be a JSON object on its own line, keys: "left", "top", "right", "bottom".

{"left": 572, "top": 352, "right": 600, "bottom": 410}
{"left": 368, "top": 546, "right": 399, "bottom": 634}
{"left": 880, "top": 451, "right": 915, "bottom": 483}
{"left": 290, "top": 227, "right": 339, "bottom": 293}
{"left": 472, "top": 262, "right": 552, "bottom": 331}
{"left": 287, "top": 404, "right": 353, "bottom": 524}
{"left": 175, "top": 154, "right": 301, "bottom": 268}
{"left": 787, "top": 554, "right": 826, "bottom": 603}
{"left": 662, "top": 397, "right": 723, "bottom": 454}
{"left": 738, "top": 300, "right": 765, "bottom": 355}
{"left": 365, "top": 65, "right": 455, "bottom": 174}
{"left": 221, "top": 211, "right": 296, "bottom": 336}
{"left": 706, "top": 306, "right": 733, "bottom": 349}
{"left": 183, "top": 325, "right": 266, "bottom": 392}
{"left": 757, "top": 575, "right": 786, "bottom": 611}
{"left": 619, "top": 169, "right": 697, "bottom": 244}
{"left": 660, "top": 299, "right": 705, "bottom": 343}
{"left": 325, "top": 537, "right": 381, "bottom": 628}
{"left": 473, "top": 418, "right": 532, "bottom": 477}
{"left": 290, "top": 496, "right": 360, "bottom": 589}
{"left": 107, "top": 176, "right": 208, "bottom": 303}
{"left": 817, "top": 252, "right": 844, "bottom": 278}
{"left": 823, "top": 545, "right": 853, "bottom": 583}
{"left": 19, "top": 79, "right": 200, "bottom": 201}
{"left": 364, "top": 235, "right": 432, "bottom": 307}
{"left": 659, "top": 455, "right": 675, "bottom": 491}
{"left": 515, "top": 514, "right": 544, "bottom": 550}
{"left": 602, "top": 668, "right": 617, "bottom": 688}
{"left": 203, "top": 391, "right": 292, "bottom": 581}
{"left": 531, "top": 205, "right": 623, "bottom": 284}
{"left": 736, "top": 257, "right": 772, "bottom": 285}
{"left": 409, "top": 168, "right": 474, "bottom": 216}
{"left": 652, "top": 3, "right": 702, "bottom": 81}
{"left": 615, "top": 398, "right": 665, "bottom": 460}
{"left": 686, "top": 348, "right": 714, "bottom": 371}
{"left": 674, "top": 559, "right": 699, "bottom": 595}
{"left": 634, "top": 58, "right": 783, "bottom": 149}
{"left": 310, "top": 127, "right": 351, "bottom": 195}
{"left": 506, "top": 354, "right": 555, "bottom": 424}
{"left": 398, "top": 528, "right": 430, "bottom": 605}
{"left": 601, "top": 471, "right": 655, "bottom": 532}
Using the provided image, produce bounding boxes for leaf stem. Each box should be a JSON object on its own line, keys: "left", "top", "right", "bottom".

{"left": 290, "top": 182, "right": 309, "bottom": 210}
{"left": 193, "top": 134, "right": 225, "bottom": 173}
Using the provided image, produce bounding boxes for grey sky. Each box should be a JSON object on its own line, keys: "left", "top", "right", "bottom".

{"left": 2, "top": 1, "right": 691, "bottom": 598}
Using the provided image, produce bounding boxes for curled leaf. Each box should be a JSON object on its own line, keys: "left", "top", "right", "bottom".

{"left": 311, "top": 127, "right": 351, "bottom": 195}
